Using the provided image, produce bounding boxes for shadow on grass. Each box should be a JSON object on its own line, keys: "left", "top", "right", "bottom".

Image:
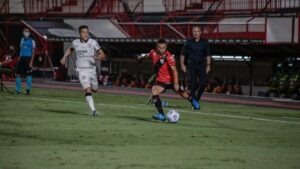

{"left": 116, "top": 115, "right": 263, "bottom": 131}
{"left": 40, "top": 108, "right": 87, "bottom": 116}
{"left": 115, "top": 115, "right": 168, "bottom": 124}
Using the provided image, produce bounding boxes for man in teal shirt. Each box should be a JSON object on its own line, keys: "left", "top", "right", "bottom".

{"left": 15, "top": 27, "right": 36, "bottom": 95}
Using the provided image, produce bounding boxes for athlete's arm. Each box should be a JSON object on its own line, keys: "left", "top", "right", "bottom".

{"left": 95, "top": 48, "right": 107, "bottom": 61}
{"left": 180, "top": 41, "right": 188, "bottom": 73}
{"left": 180, "top": 55, "right": 186, "bottom": 73}
{"left": 29, "top": 40, "right": 36, "bottom": 68}
{"left": 137, "top": 53, "right": 149, "bottom": 60}
{"left": 170, "top": 65, "right": 180, "bottom": 92}
{"left": 60, "top": 47, "right": 74, "bottom": 65}
{"left": 206, "top": 55, "right": 211, "bottom": 74}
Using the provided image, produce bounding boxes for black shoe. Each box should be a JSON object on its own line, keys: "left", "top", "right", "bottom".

{"left": 26, "top": 89, "right": 30, "bottom": 95}
{"left": 15, "top": 90, "right": 20, "bottom": 95}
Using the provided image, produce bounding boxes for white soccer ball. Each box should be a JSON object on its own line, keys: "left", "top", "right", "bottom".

{"left": 167, "top": 110, "right": 180, "bottom": 123}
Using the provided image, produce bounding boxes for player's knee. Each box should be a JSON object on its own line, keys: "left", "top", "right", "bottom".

{"left": 151, "top": 90, "right": 158, "bottom": 95}
{"left": 152, "top": 86, "right": 162, "bottom": 95}
{"left": 84, "top": 87, "right": 92, "bottom": 93}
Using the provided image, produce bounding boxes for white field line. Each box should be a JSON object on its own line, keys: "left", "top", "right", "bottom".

{"left": 4, "top": 96, "right": 300, "bottom": 125}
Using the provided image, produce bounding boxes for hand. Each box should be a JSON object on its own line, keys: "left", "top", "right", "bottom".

{"left": 173, "top": 83, "right": 180, "bottom": 92}
{"left": 137, "top": 53, "right": 148, "bottom": 60}
{"left": 181, "top": 65, "right": 187, "bottom": 73}
{"left": 206, "top": 65, "right": 211, "bottom": 74}
{"left": 137, "top": 55, "right": 144, "bottom": 60}
{"left": 60, "top": 58, "right": 66, "bottom": 65}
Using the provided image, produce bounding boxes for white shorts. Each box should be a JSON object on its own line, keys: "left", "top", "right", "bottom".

{"left": 78, "top": 71, "right": 98, "bottom": 91}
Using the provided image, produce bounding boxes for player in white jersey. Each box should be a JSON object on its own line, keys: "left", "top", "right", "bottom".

{"left": 60, "top": 25, "right": 107, "bottom": 117}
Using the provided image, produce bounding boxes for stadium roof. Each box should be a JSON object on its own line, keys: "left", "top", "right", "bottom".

{"left": 22, "top": 20, "right": 299, "bottom": 58}
{"left": 22, "top": 20, "right": 264, "bottom": 45}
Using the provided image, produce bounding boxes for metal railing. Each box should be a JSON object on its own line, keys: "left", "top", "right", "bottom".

{"left": 164, "top": 0, "right": 300, "bottom": 13}
{"left": 119, "top": 21, "right": 266, "bottom": 41}
{"left": 23, "top": 0, "right": 86, "bottom": 16}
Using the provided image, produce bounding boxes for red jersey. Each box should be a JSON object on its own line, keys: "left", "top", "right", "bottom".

{"left": 149, "top": 49, "right": 176, "bottom": 84}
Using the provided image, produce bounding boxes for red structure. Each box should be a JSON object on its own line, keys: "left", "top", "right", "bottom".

{"left": 1, "top": 0, "right": 299, "bottom": 42}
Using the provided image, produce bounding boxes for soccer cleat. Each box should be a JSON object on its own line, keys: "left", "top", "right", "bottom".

{"left": 92, "top": 110, "right": 100, "bottom": 117}
{"left": 26, "top": 89, "right": 30, "bottom": 95}
{"left": 152, "top": 113, "right": 166, "bottom": 121}
{"left": 191, "top": 99, "right": 200, "bottom": 110}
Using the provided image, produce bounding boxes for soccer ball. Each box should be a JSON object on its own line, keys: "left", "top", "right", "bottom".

{"left": 167, "top": 110, "right": 180, "bottom": 123}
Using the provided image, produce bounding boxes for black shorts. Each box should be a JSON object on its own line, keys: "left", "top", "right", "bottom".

{"left": 16, "top": 57, "right": 32, "bottom": 75}
{"left": 154, "top": 81, "right": 174, "bottom": 92}
{"left": 155, "top": 81, "right": 186, "bottom": 94}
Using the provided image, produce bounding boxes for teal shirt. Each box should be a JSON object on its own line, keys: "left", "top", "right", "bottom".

{"left": 20, "top": 38, "right": 36, "bottom": 57}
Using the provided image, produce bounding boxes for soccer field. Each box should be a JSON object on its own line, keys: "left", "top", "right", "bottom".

{"left": 0, "top": 88, "right": 300, "bottom": 169}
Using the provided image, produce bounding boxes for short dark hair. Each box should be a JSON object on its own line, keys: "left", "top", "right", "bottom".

{"left": 156, "top": 38, "right": 167, "bottom": 46}
{"left": 193, "top": 25, "right": 202, "bottom": 32}
{"left": 23, "top": 27, "right": 29, "bottom": 31}
{"left": 78, "top": 25, "right": 88, "bottom": 33}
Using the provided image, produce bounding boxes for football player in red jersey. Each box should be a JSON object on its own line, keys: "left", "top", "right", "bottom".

{"left": 138, "top": 39, "right": 198, "bottom": 121}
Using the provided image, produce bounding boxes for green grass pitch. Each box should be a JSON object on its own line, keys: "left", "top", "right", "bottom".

{"left": 1, "top": 88, "right": 300, "bottom": 169}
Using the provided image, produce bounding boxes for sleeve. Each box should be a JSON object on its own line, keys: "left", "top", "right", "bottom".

{"left": 166, "top": 51, "right": 176, "bottom": 67}
{"left": 148, "top": 50, "right": 154, "bottom": 59}
{"left": 205, "top": 40, "right": 211, "bottom": 56}
{"left": 180, "top": 40, "right": 188, "bottom": 57}
{"left": 70, "top": 40, "right": 75, "bottom": 49}
{"left": 32, "top": 40, "right": 36, "bottom": 49}
{"left": 94, "top": 40, "right": 101, "bottom": 52}
{"left": 20, "top": 38, "right": 23, "bottom": 48}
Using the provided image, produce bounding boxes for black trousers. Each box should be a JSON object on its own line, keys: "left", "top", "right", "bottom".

{"left": 16, "top": 57, "right": 32, "bottom": 75}
{"left": 188, "top": 61, "right": 207, "bottom": 101}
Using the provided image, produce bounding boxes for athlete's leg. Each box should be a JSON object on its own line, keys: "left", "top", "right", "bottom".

{"left": 79, "top": 71, "right": 97, "bottom": 116}
{"left": 151, "top": 84, "right": 166, "bottom": 121}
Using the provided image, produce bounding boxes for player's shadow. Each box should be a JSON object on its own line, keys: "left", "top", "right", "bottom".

{"left": 116, "top": 115, "right": 166, "bottom": 124}
{"left": 40, "top": 108, "right": 87, "bottom": 116}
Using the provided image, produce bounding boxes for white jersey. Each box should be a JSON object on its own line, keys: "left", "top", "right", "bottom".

{"left": 71, "top": 38, "right": 101, "bottom": 72}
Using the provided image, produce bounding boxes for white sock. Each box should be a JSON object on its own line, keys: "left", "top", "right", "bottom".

{"left": 86, "top": 95, "right": 96, "bottom": 112}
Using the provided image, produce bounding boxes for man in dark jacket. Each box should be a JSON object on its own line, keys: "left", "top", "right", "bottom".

{"left": 180, "top": 26, "right": 211, "bottom": 110}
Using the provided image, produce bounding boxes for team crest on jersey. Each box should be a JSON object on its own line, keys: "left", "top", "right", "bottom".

{"left": 160, "top": 58, "right": 165, "bottom": 64}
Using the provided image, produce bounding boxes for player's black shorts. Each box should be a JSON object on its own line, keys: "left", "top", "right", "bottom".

{"left": 155, "top": 81, "right": 174, "bottom": 92}
{"left": 155, "top": 81, "right": 185, "bottom": 94}
{"left": 16, "top": 57, "right": 32, "bottom": 75}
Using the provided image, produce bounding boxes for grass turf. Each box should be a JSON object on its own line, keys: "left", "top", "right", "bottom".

{"left": 0, "top": 88, "right": 300, "bottom": 169}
